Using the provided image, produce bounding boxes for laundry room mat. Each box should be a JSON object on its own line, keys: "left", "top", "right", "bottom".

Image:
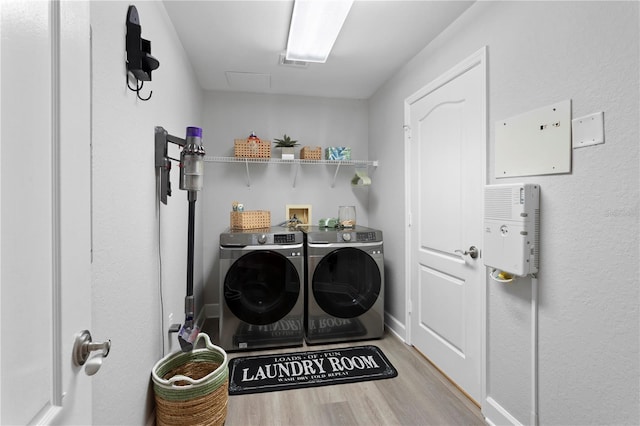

{"left": 227, "top": 345, "right": 397, "bottom": 395}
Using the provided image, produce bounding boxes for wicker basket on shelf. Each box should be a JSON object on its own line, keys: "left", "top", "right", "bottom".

{"left": 234, "top": 138, "right": 271, "bottom": 158}
{"left": 300, "top": 146, "right": 322, "bottom": 160}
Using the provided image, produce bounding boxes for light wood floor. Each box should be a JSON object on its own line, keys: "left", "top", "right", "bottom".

{"left": 218, "top": 330, "right": 485, "bottom": 425}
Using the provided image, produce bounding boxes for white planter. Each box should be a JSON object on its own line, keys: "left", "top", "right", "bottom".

{"left": 280, "top": 147, "right": 295, "bottom": 159}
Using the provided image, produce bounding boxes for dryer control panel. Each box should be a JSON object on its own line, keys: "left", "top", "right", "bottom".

{"left": 341, "top": 230, "right": 382, "bottom": 242}
{"left": 305, "top": 225, "right": 383, "bottom": 244}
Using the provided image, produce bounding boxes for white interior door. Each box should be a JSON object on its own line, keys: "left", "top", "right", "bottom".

{"left": 405, "top": 48, "right": 486, "bottom": 403}
{"left": 1, "top": 1, "right": 93, "bottom": 424}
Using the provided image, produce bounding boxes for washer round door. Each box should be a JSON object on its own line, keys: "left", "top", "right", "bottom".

{"left": 312, "top": 247, "right": 381, "bottom": 318}
{"left": 224, "top": 251, "right": 301, "bottom": 325}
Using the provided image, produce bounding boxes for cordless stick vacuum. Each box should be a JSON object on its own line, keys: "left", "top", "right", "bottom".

{"left": 155, "top": 126, "right": 205, "bottom": 352}
{"left": 177, "top": 127, "right": 205, "bottom": 351}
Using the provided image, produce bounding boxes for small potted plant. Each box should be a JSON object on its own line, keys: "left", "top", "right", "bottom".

{"left": 273, "top": 134, "right": 299, "bottom": 159}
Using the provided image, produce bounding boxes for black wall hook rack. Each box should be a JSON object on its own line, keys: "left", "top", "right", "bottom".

{"left": 127, "top": 76, "right": 153, "bottom": 101}
{"left": 126, "top": 5, "right": 159, "bottom": 101}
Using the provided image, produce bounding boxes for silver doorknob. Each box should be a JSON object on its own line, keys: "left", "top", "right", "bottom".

{"left": 455, "top": 246, "right": 479, "bottom": 259}
{"left": 73, "top": 330, "right": 111, "bottom": 375}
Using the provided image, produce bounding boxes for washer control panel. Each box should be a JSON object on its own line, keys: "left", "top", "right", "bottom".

{"left": 220, "top": 228, "right": 303, "bottom": 247}
{"left": 356, "top": 231, "right": 378, "bottom": 242}
{"left": 274, "top": 233, "right": 297, "bottom": 244}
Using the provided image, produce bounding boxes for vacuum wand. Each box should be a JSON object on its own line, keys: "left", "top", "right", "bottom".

{"left": 177, "top": 127, "right": 205, "bottom": 352}
{"left": 177, "top": 197, "right": 197, "bottom": 351}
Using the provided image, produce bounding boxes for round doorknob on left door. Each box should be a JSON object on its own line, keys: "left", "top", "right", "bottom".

{"left": 72, "top": 330, "right": 111, "bottom": 367}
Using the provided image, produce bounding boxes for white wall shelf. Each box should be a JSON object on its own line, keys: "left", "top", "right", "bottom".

{"left": 203, "top": 156, "right": 378, "bottom": 187}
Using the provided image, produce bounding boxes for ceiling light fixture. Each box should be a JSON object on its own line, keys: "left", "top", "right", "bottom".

{"left": 285, "top": 0, "right": 354, "bottom": 63}
{"left": 278, "top": 52, "right": 309, "bottom": 68}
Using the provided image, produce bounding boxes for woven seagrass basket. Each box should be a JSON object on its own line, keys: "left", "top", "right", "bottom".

{"left": 151, "top": 333, "right": 229, "bottom": 426}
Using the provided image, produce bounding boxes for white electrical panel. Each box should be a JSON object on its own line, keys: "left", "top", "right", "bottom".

{"left": 495, "top": 100, "right": 571, "bottom": 178}
{"left": 483, "top": 183, "right": 540, "bottom": 277}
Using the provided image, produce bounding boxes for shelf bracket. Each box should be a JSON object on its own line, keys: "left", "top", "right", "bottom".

{"left": 244, "top": 159, "right": 251, "bottom": 187}
{"left": 292, "top": 162, "right": 300, "bottom": 188}
{"left": 331, "top": 161, "right": 343, "bottom": 188}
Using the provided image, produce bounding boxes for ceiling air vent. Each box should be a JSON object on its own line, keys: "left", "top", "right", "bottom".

{"left": 278, "top": 53, "right": 308, "bottom": 68}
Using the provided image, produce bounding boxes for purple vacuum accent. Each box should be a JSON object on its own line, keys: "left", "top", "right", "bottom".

{"left": 186, "top": 126, "right": 202, "bottom": 138}
{"left": 178, "top": 323, "right": 200, "bottom": 352}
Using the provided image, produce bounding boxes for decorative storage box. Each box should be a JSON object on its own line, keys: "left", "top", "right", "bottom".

{"left": 325, "top": 147, "right": 351, "bottom": 161}
{"left": 300, "top": 146, "right": 322, "bottom": 160}
{"left": 234, "top": 138, "right": 271, "bottom": 158}
{"left": 230, "top": 210, "right": 271, "bottom": 230}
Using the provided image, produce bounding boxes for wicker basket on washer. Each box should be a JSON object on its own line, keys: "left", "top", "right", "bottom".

{"left": 230, "top": 210, "right": 271, "bottom": 229}
{"left": 151, "top": 333, "right": 228, "bottom": 426}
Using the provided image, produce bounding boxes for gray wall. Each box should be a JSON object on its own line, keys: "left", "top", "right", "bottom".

{"left": 200, "top": 91, "right": 370, "bottom": 307}
{"left": 90, "top": 2, "right": 204, "bottom": 424}
{"left": 369, "top": 1, "right": 639, "bottom": 425}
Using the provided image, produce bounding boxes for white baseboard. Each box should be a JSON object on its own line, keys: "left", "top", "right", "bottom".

{"left": 384, "top": 311, "right": 406, "bottom": 342}
{"left": 483, "top": 396, "right": 522, "bottom": 426}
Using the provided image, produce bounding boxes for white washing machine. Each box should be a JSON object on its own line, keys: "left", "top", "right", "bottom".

{"left": 304, "top": 226, "right": 384, "bottom": 344}
{"left": 219, "top": 227, "right": 304, "bottom": 351}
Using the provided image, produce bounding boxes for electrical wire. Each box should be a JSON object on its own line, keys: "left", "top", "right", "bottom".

{"left": 531, "top": 275, "right": 539, "bottom": 426}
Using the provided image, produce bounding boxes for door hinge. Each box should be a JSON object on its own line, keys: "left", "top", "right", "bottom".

{"left": 407, "top": 299, "right": 412, "bottom": 315}
{"left": 403, "top": 124, "right": 412, "bottom": 140}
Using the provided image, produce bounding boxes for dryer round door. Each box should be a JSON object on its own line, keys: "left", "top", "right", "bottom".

{"left": 312, "top": 247, "right": 381, "bottom": 318}
{"left": 224, "top": 251, "right": 301, "bottom": 325}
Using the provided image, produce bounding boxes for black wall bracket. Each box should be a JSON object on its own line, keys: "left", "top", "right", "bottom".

{"left": 126, "top": 5, "right": 159, "bottom": 101}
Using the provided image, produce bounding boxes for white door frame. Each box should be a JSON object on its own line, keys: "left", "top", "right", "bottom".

{"left": 403, "top": 46, "right": 487, "bottom": 402}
